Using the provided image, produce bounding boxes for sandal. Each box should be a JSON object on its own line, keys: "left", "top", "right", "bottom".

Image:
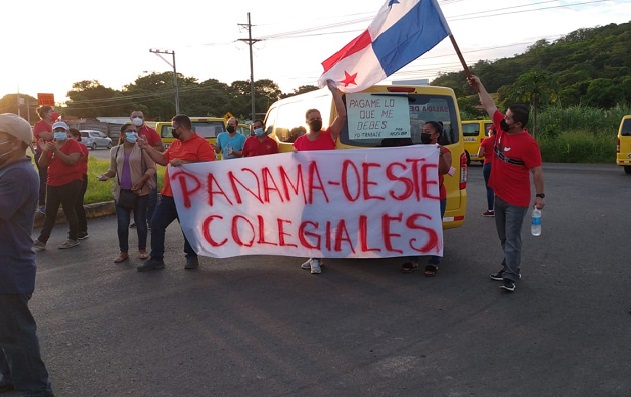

{"left": 401, "top": 262, "right": 419, "bottom": 274}
{"left": 138, "top": 250, "right": 149, "bottom": 259}
{"left": 114, "top": 252, "right": 129, "bottom": 263}
{"left": 424, "top": 264, "right": 439, "bottom": 277}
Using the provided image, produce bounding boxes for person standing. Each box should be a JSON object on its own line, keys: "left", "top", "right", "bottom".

{"left": 68, "top": 128, "right": 89, "bottom": 239}
{"left": 294, "top": 79, "right": 346, "bottom": 274}
{"left": 98, "top": 124, "right": 156, "bottom": 263}
{"left": 0, "top": 113, "right": 54, "bottom": 396}
{"left": 477, "top": 124, "right": 496, "bottom": 217}
{"left": 136, "top": 115, "right": 215, "bottom": 272}
{"left": 33, "top": 121, "right": 84, "bottom": 250}
{"left": 242, "top": 119, "right": 279, "bottom": 157}
{"left": 400, "top": 121, "right": 452, "bottom": 277}
{"left": 32, "top": 106, "right": 58, "bottom": 213}
{"left": 213, "top": 117, "right": 246, "bottom": 159}
{"left": 467, "top": 75, "right": 545, "bottom": 293}
{"left": 130, "top": 111, "right": 163, "bottom": 229}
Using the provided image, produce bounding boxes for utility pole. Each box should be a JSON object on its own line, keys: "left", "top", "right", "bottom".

{"left": 149, "top": 48, "right": 180, "bottom": 114}
{"left": 238, "top": 13, "right": 260, "bottom": 123}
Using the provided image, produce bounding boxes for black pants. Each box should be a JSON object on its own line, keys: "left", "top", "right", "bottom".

{"left": 34, "top": 151, "right": 47, "bottom": 207}
{"left": 38, "top": 180, "right": 82, "bottom": 242}
{"left": 74, "top": 174, "right": 88, "bottom": 234}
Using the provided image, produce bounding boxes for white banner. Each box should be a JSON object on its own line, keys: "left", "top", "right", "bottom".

{"left": 170, "top": 146, "right": 443, "bottom": 259}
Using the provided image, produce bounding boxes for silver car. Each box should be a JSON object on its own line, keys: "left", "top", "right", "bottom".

{"left": 80, "top": 130, "right": 113, "bottom": 150}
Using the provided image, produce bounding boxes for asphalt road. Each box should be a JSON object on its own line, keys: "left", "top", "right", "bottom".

{"left": 19, "top": 163, "right": 631, "bottom": 397}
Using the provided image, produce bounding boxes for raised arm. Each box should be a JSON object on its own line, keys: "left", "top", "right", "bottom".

{"left": 327, "top": 79, "right": 347, "bottom": 142}
{"left": 467, "top": 75, "right": 498, "bottom": 119}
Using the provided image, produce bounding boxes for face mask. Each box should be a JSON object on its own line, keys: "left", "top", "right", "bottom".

{"left": 50, "top": 112, "right": 60, "bottom": 121}
{"left": 171, "top": 128, "right": 180, "bottom": 140}
{"left": 125, "top": 132, "right": 138, "bottom": 143}
{"left": 308, "top": 120, "right": 322, "bottom": 132}
{"left": 132, "top": 117, "right": 143, "bottom": 127}
{"left": 227, "top": 125, "right": 235, "bottom": 133}
{"left": 0, "top": 140, "right": 17, "bottom": 165}
{"left": 420, "top": 133, "right": 433, "bottom": 144}
{"left": 500, "top": 120, "right": 512, "bottom": 132}
{"left": 254, "top": 128, "right": 265, "bottom": 137}
{"left": 54, "top": 131, "right": 67, "bottom": 141}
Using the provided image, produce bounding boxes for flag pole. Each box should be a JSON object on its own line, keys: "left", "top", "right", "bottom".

{"left": 449, "top": 34, "right": 478, "bottom": 92}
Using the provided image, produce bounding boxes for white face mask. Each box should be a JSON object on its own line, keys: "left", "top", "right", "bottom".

{"left": 54, "top": 132, "right": 67, "bottom": 141}
{"left": 132, "top": 117, "right": 143, "bottom": 127}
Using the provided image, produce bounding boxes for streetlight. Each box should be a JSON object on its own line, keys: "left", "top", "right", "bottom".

{"left": 149, "top": 48, "right": 180, "bottom": 114}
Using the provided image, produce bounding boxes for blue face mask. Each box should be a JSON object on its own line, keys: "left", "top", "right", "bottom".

{"left": 254, "top": 128, "right": 265, "bottom": 137}
{"left": 125, "top": 132, "right": 138, "bottom": 143}
{"left": 54, "top": 131, "right": 67, "bottom": 141}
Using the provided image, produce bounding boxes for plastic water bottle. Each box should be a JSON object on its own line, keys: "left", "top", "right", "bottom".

{"left": 531, "top": 207, "right": 542, "bottom": 236}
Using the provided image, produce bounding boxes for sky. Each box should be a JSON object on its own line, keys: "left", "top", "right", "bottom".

{"left": 2, "top": 0, "right": 630, "bottom": 107}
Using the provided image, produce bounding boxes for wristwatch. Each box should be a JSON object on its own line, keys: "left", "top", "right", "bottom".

{"left": 536, "top": 193, "right": 545, "bottom": 198}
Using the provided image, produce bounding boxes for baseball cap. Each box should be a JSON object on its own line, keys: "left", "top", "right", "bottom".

{"left": 52, "top": 121, "right": 70, "bottom": 131}
{"left": 0, "top": 113, "right": 33, "bottom": 146}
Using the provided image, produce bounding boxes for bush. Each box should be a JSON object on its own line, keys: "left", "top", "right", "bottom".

{"left": 538, "top": 130, "right": 616, "bottom": 163}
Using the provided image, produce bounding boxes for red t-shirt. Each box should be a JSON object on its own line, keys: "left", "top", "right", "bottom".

{"left": 138, "top": 125, "right": 161, "bottom": 148}
{"left": 480, "top": 135, "right": 496, "bottom": 164}
{"left": 45, "top": 139, "right": 84, "bottom": 186}
{"left": 438, "top": 146, "right": 451, "bottom": 200}
{"left": 78, "top": 143, "right": 89, "bottom": 175}
{"left": 489, "top": 110, "right": 542, "bottom": 207}
{"left": 293, "top": 128, "right": 335, "bottom": 151}
{"left": 33, "top": 120, "right": 52, "bottom": 151}
{"left": 162, "top": 133, "right": 215, "bottom": 197}
{"left": 242, "top": 136, "right": 279, "bottom": 157}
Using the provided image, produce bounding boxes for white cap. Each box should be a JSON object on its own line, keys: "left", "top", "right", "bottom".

{"left": 0, "top": 113, "right": 33, "bottom": 146}
{"left": 52, "top": 121, "right": 69, "bottom": 131}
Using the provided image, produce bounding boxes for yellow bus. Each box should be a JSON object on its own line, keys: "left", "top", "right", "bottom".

{"left": 461, "top": 119, "right": 492, "bottom": 165}
{"left": 156, "top": 117, "right": 227, "bottom": 149}
{"left": 263, "top": 84, "right": 468, "bottom": 229}
{"left": 615, "top": 115, "right": 631, "bottom": 173}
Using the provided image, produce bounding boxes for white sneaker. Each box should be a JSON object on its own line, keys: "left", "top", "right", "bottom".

{"left": 58, "top": 239, "right": 79, "bottom": 249}
{"left": 310, "top": 258, "right": 321, "bottom": 274}
{"left": 301, "top": 258, "right": 312, "bottom": 270}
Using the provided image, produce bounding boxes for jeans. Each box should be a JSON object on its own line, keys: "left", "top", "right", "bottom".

{"left": 116, "top": 195, "right": 149, "bottom": 253}
{"left": 483, "top": 163, "right": 494, "bottom": 211}
{"left": 34, "top": 151, "right": 47, "bottom": 208}
{"left": 0, "top": 294, "right": 53, "bottom": 396}
{"left": 149, "top": 195, "right": 196, "bottom": 260}
{"left": 494, "top": 196, "right": 529, "bottom": 282}
{"left": 75, "top": 174, "right": 88, "bottom": 234}
{"left": 147, "top": 174, "right": 158, "bottom": 226}
{"left": 410, "top": 198, "right": 447, "bottom": 265}
{"left": 38, "top": 180, "right": 82, "bottom": 243}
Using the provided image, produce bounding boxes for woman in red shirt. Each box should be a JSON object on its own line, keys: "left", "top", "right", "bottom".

{"left": 477, "top": 125, "right": 497, "bottom": 216}
{"left": 33, "top": 106, "right": 57, "bottom": 212}
{"left": 68, "top": 128, "right": 90, "bottom": 239}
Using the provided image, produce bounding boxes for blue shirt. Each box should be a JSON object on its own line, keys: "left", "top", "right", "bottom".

{"left": 0, "top": 157, "right": 39, "bottom": 294}
{"left": 216, "top": 132, "right": 246, "bottom": 160}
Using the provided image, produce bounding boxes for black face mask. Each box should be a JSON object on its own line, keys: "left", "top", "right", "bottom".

{"left": 309, "top": 120, "right": 323, "bottom": 132}
{"left": 420, "top": 133, "right": 433, "bottom": 144}
{"left": 227, "top": 125, "right": 235, "bottom": 133}
{"left": 171, "top": 129, "right": 180, "bottom": 140}
{"left": 500, "top": 120, "right": 511, "bottom": 132}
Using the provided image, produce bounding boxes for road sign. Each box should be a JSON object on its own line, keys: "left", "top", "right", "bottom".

{"left": 37, "top": 93, "right": 55, "bottom": 106}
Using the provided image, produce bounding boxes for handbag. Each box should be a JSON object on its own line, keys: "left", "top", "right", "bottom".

{"left": 115, "top": 146, "right": 139, "bottom": 210}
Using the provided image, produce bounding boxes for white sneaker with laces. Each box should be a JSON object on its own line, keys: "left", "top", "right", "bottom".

{"left": 310, "top": 258, "right": 321, "bottom": 274}
{"left": 301, "top": 258, "right": 312, "bottom": 270}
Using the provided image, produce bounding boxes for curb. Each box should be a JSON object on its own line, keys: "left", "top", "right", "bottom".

{"left": 34, "top": 201, "right": 117, "bottom": 228}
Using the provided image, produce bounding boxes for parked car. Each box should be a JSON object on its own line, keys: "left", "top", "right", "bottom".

{"left": 615, "top": 115, "right": 631, "bottom": 173}
{"left": 80, "top": 130, "right": 113, "bottom": 150}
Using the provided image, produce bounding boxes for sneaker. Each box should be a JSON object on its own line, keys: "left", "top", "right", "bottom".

{"left": 482, "top": 210, "right": 494, "bottom": 217}
{"left": 77, "top": 232, "right": 89, "bottom": 240}
{"left": 301, "top": 258, "right": 312, "bottom": 270}
{"left": 184, "top": 256, "right": 199, "bottom": 270}
{"left": 58, "top": 239, "right": 79, "bottom": 249}
{"left": 310, "top": 258, "right": 321, "bottom": 274}
{"left": 37, "top": 205, "right": 46, "bottom": 215}
{"left": 137, "top": 257, "right": 165, "bottom": 272}
{"left": 490, "top": 270, "right": 521, "bottom": 281}
{"left": 33, "top": 239, "right": 46, "bottom": 251}
{"left": 500, "top": 279, "right": 515, "bottom": 292}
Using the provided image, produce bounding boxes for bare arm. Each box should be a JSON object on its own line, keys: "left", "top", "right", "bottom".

{"left": 327, "top": 79, "right": 347, "bottom": 142}
{"left": 467, "top": 75, "right": 498, "bottom": 119}
{"left": 438, "top": 147, "right": 452, "bottom": 175}
{"left": 137, "top": 136, "right": 168, "bottom": 166}
{"left": 531, "top": 166, "right": 545, "bottom": 209}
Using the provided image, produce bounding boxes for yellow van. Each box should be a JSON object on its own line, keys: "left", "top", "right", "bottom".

{"left": 461, "top": 120, "right": 493, "bottom": 165}
{"left": 156, "top": 117, "right": 227, "bottom": 149}
{"left": 264, "top": 84, "right": 468, "bottom": 229}
{"left": 616, "top": 115, "right": 631, "bottom": 174}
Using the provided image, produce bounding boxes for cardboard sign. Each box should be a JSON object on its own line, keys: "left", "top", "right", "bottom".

{"left": 170, "top": 146, "right": 444, "bottom": 259}
{"left": 37, "top": 93, "right": 55, "bottom": 106}
{"left": 346, "top": 93, "right": 410, "bottom": 140}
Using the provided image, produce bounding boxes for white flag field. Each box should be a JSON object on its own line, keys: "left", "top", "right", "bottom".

{"left": 170, "top": 146, "right": 445, "bottom": 259}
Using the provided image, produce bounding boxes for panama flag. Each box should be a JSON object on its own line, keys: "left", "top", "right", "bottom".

{"left": 318, "top": 0, "right": 451, "bottom": 93}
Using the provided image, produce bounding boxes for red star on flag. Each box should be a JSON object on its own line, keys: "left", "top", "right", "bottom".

{"left": 341, "top": 71, "right": 358, "bottom": 87}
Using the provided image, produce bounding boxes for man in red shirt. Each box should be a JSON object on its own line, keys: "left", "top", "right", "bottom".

{"left": 130, "top": 110, "right": 164, "bottom": 228}
{"left": 242, "top": 119, "right": 279, "bottom": 157}
{"left": 294, "top": 79, "right": 346, "bottom": 274}
{"left": 136, "top": 114, "right": 215, "bottom": 272}
{"left": 468, "top": 75, "right": 545, "bottom": 293}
